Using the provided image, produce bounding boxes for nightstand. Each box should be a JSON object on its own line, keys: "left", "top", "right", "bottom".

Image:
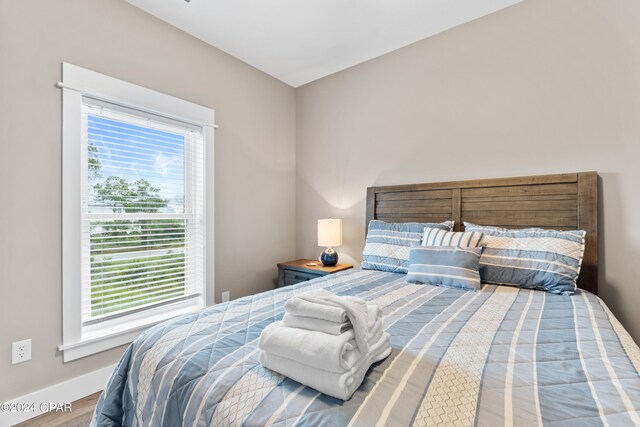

{"left": 277, "top": 259, "right": 353, "bottom": 287}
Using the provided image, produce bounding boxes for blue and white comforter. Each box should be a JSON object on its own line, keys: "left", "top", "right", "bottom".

{"left": 92, "top": 269, "right": 640, "bottom": 426}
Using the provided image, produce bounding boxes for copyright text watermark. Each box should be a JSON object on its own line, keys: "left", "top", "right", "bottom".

{"left": 0, "top": 401, "right": 72, "bottom": 413}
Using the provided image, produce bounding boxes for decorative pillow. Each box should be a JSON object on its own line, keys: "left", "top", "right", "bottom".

{"left": 406, "top": 246, "right": 482, "bottom": 291}
{"left": 361, "top": 220, "right": 454, "bottom": 273}
{"left": 422, "top": 228, "right": 484, "bottom": 248}
{"left": 464, "top": 222, "right": 586, "bottom": 295}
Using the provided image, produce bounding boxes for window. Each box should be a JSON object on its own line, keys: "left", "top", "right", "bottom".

{"left": 83, "top": 102, "right": 204, "bottom": 321}
{"left": 60, "top": 63, "right": 214, "bottom": 361}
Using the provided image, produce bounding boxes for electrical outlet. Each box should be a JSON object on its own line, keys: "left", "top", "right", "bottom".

{"left": 221, "top": 291, "right": 230, "bottom": 303}
{"left": 12, "top": 339, "right": 31, "bottom": 364}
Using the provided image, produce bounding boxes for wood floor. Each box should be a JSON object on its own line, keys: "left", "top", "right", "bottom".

{"left": 14, "top": 392, "right": 101, "bottom": 427}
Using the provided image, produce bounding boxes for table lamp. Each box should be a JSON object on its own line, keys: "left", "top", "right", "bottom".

{"left": 318, "top": 218, "right": 342, "bottom": 266}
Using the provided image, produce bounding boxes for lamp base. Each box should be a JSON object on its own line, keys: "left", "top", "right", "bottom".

{"left": 320, "top": 248, "right": 338, "bottom": 266}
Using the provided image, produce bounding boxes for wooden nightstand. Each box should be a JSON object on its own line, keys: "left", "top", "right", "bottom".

{"left": 277, "top": 259, "right": 353, "bottom": 287}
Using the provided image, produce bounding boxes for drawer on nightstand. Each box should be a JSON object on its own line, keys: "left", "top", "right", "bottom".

{"left": 283, "top": 270, "right": 322, "bottom": 286}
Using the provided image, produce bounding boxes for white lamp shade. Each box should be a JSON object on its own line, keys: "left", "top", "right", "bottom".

{"left": 318, "top": 218, "right": 342, "bottom": 247}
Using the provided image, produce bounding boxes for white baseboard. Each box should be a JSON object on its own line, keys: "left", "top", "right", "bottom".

{"left": 1, "top": 363, "right": 117, "bottom": 427}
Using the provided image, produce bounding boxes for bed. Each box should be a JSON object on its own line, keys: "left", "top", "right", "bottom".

{"left": 92, "top": 172, "right": 640, "bottom": 426}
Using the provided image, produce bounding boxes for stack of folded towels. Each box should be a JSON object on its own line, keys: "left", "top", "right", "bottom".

{"left": 259, "top": 289, "right": 391, "bottom": 400}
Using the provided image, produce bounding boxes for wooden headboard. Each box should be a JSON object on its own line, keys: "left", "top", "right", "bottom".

{"left": 365, "top": 172, "right": 598, "bottom": 294}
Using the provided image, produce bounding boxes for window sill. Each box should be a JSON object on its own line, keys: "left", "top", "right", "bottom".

{"left": 59, "top": 303, "right": 203, "bottom": 362}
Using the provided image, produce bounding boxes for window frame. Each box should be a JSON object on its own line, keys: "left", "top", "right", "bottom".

{"left": 59, "top": 63, "right": 215, "bottom": 362}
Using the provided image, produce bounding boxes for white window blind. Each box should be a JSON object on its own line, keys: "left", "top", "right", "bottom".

{"left": 80, "top": 100, "right": 205, "bottom": 326}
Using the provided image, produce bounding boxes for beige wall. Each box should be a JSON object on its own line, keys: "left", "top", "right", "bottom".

{"left": 0, "top": 0, "right": 296, "bottom": 400}
{"left": 296, "top": 0, "right": 640, "bottom": 344}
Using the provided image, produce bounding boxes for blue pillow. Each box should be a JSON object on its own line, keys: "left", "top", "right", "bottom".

{"left": 422, "top": 228, "right": 484, "bottom": 248}
{"left": 361, "top": 220, "right": 453, "bottom": 273}
{"left": 464, "top": 223, "right": 586, "bottom": 295}
{"left": 406, "top": 246, "right": 482, "bottom": 291}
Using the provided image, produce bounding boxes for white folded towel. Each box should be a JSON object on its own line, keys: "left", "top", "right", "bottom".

{"left": 282, "top": 313, "right": 351, "bottom": 335}
{"left": 284, "top": 290, "right": 371, "bottom": 354}
{"left": 259, "top": 315, "right": 384, "bottom": 374}
{"left": 284, "top": 290, "right": 348, "bottom": 323}
{"left": 260, "top": 331, "right": 391, "bottom": 400}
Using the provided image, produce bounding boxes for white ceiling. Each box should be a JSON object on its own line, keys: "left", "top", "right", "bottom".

{"left": 125, "top": 0, "right": 522, "bottom": 88}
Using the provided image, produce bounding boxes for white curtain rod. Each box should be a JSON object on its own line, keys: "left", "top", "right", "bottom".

{"left": 55, "top": 82, "right": 218, "bottom": 129}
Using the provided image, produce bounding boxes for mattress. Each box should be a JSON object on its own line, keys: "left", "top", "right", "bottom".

{"left": 92, "top": 269, "right": 640, "bottom": 426}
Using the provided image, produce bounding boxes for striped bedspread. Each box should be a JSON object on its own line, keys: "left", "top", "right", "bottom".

{"left": 92, "top": 270, "right": 640, "bottom": 426}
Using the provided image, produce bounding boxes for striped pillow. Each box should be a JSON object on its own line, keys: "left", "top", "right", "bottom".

{"left": 464, "top": 223, "right": 586, "bottom": 295}
{"left": 422, "top": 228, "right": 484, "bottom": 248}
{"left": 406, "top": 246, "right": 482, "bottom": 291}
{"left": 361, "top": 220, "right": 454, "bottom": 273}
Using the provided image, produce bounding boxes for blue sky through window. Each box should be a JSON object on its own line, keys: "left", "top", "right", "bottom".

{"left": 87, "top": 114, "right": 185, "bottom": 213}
